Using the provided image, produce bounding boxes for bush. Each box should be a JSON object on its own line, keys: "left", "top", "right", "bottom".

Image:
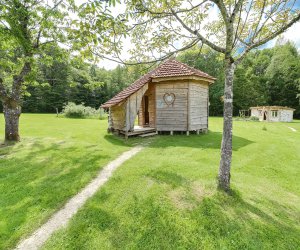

{"left": 62, "top": 102, "right": 99, "bottom": 118}
{"left": 249, "top": 116, "right": 259, "bottom": 121}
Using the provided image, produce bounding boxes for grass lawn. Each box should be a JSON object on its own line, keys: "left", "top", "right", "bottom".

{"left": 0, "top": 114, "right": 132, "bottom": 250}
{"left": 43, "top": 118, "right": 300, "bottom": 250}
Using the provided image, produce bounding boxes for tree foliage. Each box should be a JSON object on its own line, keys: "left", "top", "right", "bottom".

{"left": 178, "top": 42, "right": 300, "bottom": 118}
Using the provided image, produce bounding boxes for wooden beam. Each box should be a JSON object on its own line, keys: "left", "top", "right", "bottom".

{"left": 151, "top": 75, "right": 214, "bottom": 84}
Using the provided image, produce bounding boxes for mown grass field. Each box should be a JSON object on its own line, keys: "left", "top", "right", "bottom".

{"left": 0, "top": 114, "right": 132, "bottom": 250}
{"left": 40, "top": 116, "right": 300, "bottom": 249}
{"left": 1, "top": 115, "right": 300, "bottom": 249}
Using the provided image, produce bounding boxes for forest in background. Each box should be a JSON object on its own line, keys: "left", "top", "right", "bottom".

{"left": 5, "top": 40, "right": 299, "bottom": 118}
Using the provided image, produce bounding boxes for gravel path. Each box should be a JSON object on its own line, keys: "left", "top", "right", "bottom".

{"left": 15, "top": 146, "right": 143, "bottom": 250}
{"left": 288, "top": 126, "right": 297, "bottom": 132}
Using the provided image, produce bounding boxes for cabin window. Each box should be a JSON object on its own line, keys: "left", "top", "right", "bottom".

{"left": 271, "top": 110, "right": 278, "bottom": 118}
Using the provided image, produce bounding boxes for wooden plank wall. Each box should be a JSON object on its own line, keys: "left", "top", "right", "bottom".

{"left": 125, "top": 84, "right": 148, "bottom": 131}
{"left": 155, "top": 81, "right": 188, "bottom": 131}
{"left": 110, "top": 84, "right": 148, "bottom": 132}
{"left": 110, "top": 80, "right": 209, "bottom": 132}
{"left": 110, "top": 103, "right": 126, "bottom": 130}
{"left": 138, "top": 83, "right": 156, "bottom": 127}
{"left": 189, "top": 81, "right": 209, "bottom": 130}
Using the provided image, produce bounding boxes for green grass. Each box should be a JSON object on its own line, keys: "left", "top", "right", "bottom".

{"left": 0, "top": 114, "right": 132, "bottom": 250}
{"left": 42, "top": 118, "right": 300, "bottom": 250}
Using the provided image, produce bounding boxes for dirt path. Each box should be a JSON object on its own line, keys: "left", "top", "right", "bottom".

{"left": 15, "top": 146, "right": 143, "bottom": 250}
{"left": 288, "top": 126, "right": 297, "bottom": 132}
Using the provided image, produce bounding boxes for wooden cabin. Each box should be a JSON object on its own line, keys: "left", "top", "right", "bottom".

{"left": 250, "top": 106, "right": 295, "bottom": 122}
{"left": 101, "top": 59, "right": 215, "bottom": 137}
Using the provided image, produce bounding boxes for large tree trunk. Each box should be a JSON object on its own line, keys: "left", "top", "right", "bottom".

{"left": 3, "top": 101, "right": 21, "bottom": 142}
{"left": 218, "top": 59, "right": 236, "bottom": 192}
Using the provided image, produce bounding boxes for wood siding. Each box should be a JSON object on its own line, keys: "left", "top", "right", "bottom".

{"left": 188, "top": 81, "right": 209, "bottom": 130}
{"left": 110, "top": 103, "right": 126, "bottom": 130}
{"left": 155, "top": 81, "right": 188, "bottom": 131}
{"left": 110, "top": 84, "right": 148, "bottom": 131}
{"left": 110, "top": 79, "right": 210, "bottom": 132}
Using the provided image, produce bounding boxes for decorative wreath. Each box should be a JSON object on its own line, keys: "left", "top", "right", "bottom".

{"left": 163, "top": 93, "right": 176, "bottom": 106}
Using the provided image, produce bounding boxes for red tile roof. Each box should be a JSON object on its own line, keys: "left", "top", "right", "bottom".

{"left": 101, "top": 59, "right": 215, "bottom": 108}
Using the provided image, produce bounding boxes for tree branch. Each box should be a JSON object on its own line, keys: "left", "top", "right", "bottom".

{"left": 11, "top": 62, "right": 31, "bottom": 101}
{"left": 0, "top": 77, "right": 9, "bottom": 101}
{"left": 235, "top": 13, "right": 300, "bottom": 65}
{"left": 170, "top": 8, "right": 226, "bottom": 54}
{"left": 91, "top": 37, "right": 201, "bottom": 65}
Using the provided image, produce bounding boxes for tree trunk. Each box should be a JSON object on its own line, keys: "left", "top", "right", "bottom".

{"left": 218, "top": 59, "right": 235, "bottom": 192}
{"left": 3, "top": 101, "right": 21, "bottom": 142}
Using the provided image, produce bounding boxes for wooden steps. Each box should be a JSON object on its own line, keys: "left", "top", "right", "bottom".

{"left": 139, "top": 132, "right": 158, "bottom": 137}
{"left": 119, "top": 127, "right": 157, "bottom": 138}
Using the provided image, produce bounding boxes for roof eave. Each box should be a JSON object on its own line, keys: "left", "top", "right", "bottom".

{"left": 151, "top": 75, "right": 215, "bottom": 84}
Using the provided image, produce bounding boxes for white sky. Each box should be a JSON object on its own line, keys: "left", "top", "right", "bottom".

{"left": 90, "top": 2, "right": 300, "bottom": 70}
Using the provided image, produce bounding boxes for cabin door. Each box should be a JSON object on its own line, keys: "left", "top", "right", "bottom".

{"left": 263, "top": 111, "right": 267, "bottom": 121}
{"left": 144, "top": 96, "right": 149, "bottom": 125}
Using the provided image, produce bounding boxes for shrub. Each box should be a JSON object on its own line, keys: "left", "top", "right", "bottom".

{"left": 249, "top": 116, "right": 259, "bottom": 121}
{"left": 62, "top": 102, "right": 99, "bottom": 118}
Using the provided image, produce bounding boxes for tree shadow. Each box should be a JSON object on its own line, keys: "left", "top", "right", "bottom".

{"left": 0, "top": 138, "right": 113, "bottom": 249}
{"left": 146, "top": 170, "right": 188, "bottom": 188}
{"left": 187, "top": 190, "right": 300, "bottom": 248}
{"left": 102, "top": 188, "right": 300, "bottom": 249}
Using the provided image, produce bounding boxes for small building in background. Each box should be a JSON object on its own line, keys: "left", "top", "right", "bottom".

{"left": 101, "top": 59, "right": 216, "bottom": 137}
{"left": 250, "top": 106, "right": 295, "bottom": 122}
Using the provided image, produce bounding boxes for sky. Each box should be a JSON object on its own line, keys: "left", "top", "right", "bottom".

{"left": 92, "top": 1, "right": 300, "bottom": 70}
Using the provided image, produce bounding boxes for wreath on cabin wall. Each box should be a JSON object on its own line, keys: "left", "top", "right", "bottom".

{"left": 163, "top": 93, "right": 176, "bottom": 107}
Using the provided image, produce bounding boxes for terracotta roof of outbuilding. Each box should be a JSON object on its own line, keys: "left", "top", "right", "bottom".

{"left": 101, "top": 59, "right": 215, "bottom": 108}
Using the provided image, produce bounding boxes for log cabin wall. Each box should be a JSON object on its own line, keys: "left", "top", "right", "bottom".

{"left": 155, "top": 80, "right": 189, "bottom": 131}
{"left": 188, "top": 80, "right": 209, "bottom": 130}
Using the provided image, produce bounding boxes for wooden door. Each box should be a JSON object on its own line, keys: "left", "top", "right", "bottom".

{"left": 263, "top": 111, "right": 267, "bottom": 121}
{"left": 144, "top": 96, "right": 149, "bottom": 125}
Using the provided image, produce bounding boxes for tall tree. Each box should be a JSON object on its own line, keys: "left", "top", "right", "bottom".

{"left": 0, "top": 0, "right": 73, "bottom": 141}
{"left": 105, "top": 0, "right": 300, "bottom": 191}
{"left": 0, "top": 0, "right": 117, "bottom": 142}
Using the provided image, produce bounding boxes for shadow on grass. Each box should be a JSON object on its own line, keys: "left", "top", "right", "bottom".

{"left": 105, "top": 131, "right": 254, "bottom": 151}
{"left": 152, "top": 132, "right": 254, "bottom": 151}
{"left": 0, "top": 139, "right": 112, "bottom": 249}
{"left": 56, "top": 187, "right": 300, "bottom": 249}
{"left": 104, "top": 134, "right": 133, "bottom": 147}
{"left": 120, "top": 191, "right": 300, "bottom": 249}
{"left": 147, "top": 170, "right": 188, "bottom": 188}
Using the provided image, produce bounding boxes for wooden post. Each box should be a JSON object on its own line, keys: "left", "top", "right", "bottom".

{"left": 207, "top": 90, "right": 209, "bottom": 130}
{"left": 186, "top": 131, "right": 189, "bottom": 136}
{"left": 187, "top": 80, "right": 190, "bottom": 132}
{"left": 196, "top": 129, "right": 200, "bottom": 135}
{"left": 170, "top": 131, "right": 173, "bottom": 136}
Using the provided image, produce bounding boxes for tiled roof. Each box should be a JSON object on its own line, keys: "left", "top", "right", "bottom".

{"left": 101, "top": 59, "right": 215, "bottom": 108}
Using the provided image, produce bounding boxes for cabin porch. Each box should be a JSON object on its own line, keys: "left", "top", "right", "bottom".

{"left": 118, "top": 126, "right": 157, "bottom": 138}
